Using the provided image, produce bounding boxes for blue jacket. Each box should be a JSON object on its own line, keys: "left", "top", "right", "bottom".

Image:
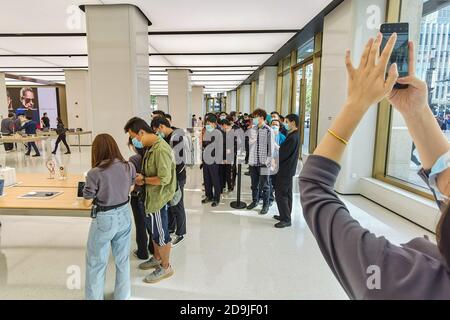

{"left": 20, "top": 120, "right": 38, "bottom": 135}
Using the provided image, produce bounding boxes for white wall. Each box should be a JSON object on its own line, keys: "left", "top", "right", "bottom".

{"left": 65, "top": 70, "right": 92, "bottom": 145}
{"left": 240, "top": 84, "right": 251, "bottom": 114}
{"left": 257, "top": 66, "right": 277, "bottom": 111}
{"left": 318, "top": 0, "right": 386, "bottom": 194}
{"left": 156, "top": 95, "right": 169, "bottom": 114}
{"left": 0, "top": 73, "right": 7, "bottom": 119}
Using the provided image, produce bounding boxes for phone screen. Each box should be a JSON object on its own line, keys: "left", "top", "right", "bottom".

{"left": 381, "top": 23, "right": 409, "bottom": 85}
{"left": 77, "top": 182, "right": 85, "bottom": 198}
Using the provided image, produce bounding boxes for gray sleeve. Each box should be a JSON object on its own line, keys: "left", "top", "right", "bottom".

{"left": 299, "top": 155, "right": 389, "bottom": 299}
{"left": 129, "top": 162, "right": 136, "bottom": 186}
{"left": 83, "top": 169, "right": 99, "bottom": 200}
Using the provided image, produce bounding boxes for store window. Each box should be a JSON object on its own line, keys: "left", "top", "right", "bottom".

{"left": 297, "top": 38, "right": 314, "bottom": 63}
{"left": 384, "top": 0, "right": 450, "bottom": 190}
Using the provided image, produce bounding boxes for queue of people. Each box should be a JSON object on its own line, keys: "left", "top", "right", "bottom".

{"left": 197, "top": 107, "right": 300, "bottom": 228}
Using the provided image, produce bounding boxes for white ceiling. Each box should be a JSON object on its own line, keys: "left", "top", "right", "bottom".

{"left": 0, "top": 0, "right": 333, "bottom": 94}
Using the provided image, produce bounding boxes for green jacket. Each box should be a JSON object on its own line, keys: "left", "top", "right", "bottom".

{"left": 142, "top": 137, "right": 177, "bottom": 213}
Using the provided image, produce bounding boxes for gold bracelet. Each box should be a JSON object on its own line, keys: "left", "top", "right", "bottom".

{"left": 327, "top": 129, "right": 349, "bottom": 145}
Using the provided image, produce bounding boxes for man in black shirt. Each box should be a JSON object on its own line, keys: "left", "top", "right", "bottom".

{"left": 151, "top": 116, "right": 187, "bottom": 247}
{"left": 274, "top": 114, "right": 300, "bottom": 228}
{"left": 41, "top": 112, "right": 50, "bottom": 130}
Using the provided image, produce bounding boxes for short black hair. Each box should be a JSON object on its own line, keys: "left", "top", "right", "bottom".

{"left": 229, "top": 111, "right": 237, "bottom": 118}
{"left": 8, "top": 112, "right": 14, "bottom": 118}
{"left": 192, "top": 114, "right": 196, "bottom": 117}
{"left": 152, "top": 110, "right": 165, "bottom": 117}
{"left": 151, "top": 116, "right": 171, "bottom": 130}
{"left": 285, "top": 114, "right": 299, "bottom": 128}
{"left": 124, "top": 117, "right": 153, "bottom": 134}
{"left": 43, "top": 112, "right": 48, "bottom": 116}
{"left": 270, "top": 119, "right": 280, "bottom": 126}
{"left": 226, "top": 115, "right": 234, "bottom": 122}
{"left": 270, "top": 111, "right": 280, "bottom": 116}
{"left": 205, "top": 114, "right": 217, "bottom": 124}
{"left": 219, "top": 119, "right": 231, "bottom": 126}
{"left": 165, "top": 114, "right": 172, "bottom": 121}
{"left": 279, "top": 115, "right": 285, "bottom": 122}
{"left": 220, "top": 111, "right": 227, "bottom": 116}
{"left": 252, "top": 108, "right": 267, "bottom": 120}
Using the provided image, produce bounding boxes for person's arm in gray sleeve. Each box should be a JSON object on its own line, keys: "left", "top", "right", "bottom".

{"left": 83, "top": 169, "right": 98, "bottom": 200}
{"left": 299, "top": 155, "right": 388, "bottom": 299}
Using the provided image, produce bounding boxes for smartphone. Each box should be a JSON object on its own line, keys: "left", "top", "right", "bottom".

{"left": 380, "top": 23, "right": 409, "bottom": 89}
{"left": 77, "top": 181, "right": 85, "bottom": 198}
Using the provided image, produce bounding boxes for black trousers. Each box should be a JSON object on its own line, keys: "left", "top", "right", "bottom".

{"left": 26, "top": 142, "right": 40, "bottom": 155}
{"left": 269, "top": 174, "right": 277, "bottom": 204}
{"left": 249, "top": 166, "right": 270, "bottom": 207}
{"left": 203, "top": 163, "right": 221, "bottom": 202}
{"left": 274, "top": 177, "right": 293, "bottom": 223}
{"left": 222, "top": 164, "right": 234, "bottom": 190}
{"left": 168, "top": 178, "right": 187, "bottom": 236}
{"left": 3, "top": 143, "right": 13, "bottom": 151}
{"left": 53, "top": 134, "right": 71, "bottom": 153}
{"left": 130, "top": 194, "right": 154, "bottom": 258}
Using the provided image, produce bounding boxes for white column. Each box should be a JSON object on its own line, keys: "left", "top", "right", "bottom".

{"left": 168, "top": 69, "right": 192, "bottom": 129}
{"left": 240, "top": 84, "right": 251, "bottom": 114}
{"left": 258, "top": 66, "right": 277, "bottom": 111}
{"left": 191, "top": 86, "right": 204, "bottom": 118}
{"left": 156, "top": 96, "right": 169, "bottom": 114}
{"left": 0, "top": 73, "right": 8, "bottom": 119}
{"left": 318, "top": 0, "right": 387, "bottom": 193}
{"left": 64, "top": 70, "right": 92, "bottom": 146}
{"left": 229, "top": 90, "right": 237, "bottom": 112}
{"left": 85, "top": 4, "right": 150, "bottom": 156}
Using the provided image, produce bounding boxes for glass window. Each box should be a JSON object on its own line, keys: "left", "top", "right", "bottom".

{"left": 281, "top": 72, "right": 291, "bottom": 115}
{"left": 385, "top": 1, "right": 450, "bottom": 189}
{"left": 297, "top": 38, "right": 315, "bottom": 63}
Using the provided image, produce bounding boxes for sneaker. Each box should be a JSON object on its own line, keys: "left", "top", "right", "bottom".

{"left": 201, "top": 198, "right": 212, "bottom": 204}
{"left": 171, "top": 235, "right": 184, "bottom": 248}
{"left": 259, "top": 206, "right": 269, "bottom": 215}
{"left": 32, "top": 154, "right": 40, "bottom": 157}
{"left": 246, "top": 202, "right": 258, "bottom": 210}
{"left": 144, "top": 265, "right": 174, "bottom": 284}
{"left": 24, "top": 153, "right": 30, "bottom": 156}
{"left": 275, "top": 221, "right": 292, "bottom": 228}
{"left": 273, "top": 215, "right": 281, "bottom": 221}
{"left": 133, "top": 250, "right": 149, "bottom": 260}
{"left": 211, "top": 201, "right": 219, "bottom": 207}
{"left": 138, "top": 256, "right": 161, "bottom": 270}
{"left": 65, "top": 151, "right": 71, "bottom": 154}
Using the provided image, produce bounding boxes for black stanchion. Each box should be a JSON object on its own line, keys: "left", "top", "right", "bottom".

{"left": 230, "top": 163, "right": 247, "bottom": 209}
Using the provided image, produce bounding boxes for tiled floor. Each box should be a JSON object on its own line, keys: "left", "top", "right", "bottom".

{"left": 0, "top": 145, "right": 435, "bottom": 299}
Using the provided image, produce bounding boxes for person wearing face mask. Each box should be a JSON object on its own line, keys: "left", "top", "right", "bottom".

{"left": 271, "top": 111, "right": 288, "bottom": 137}
{"left": 300, "top": 35, "right": 450, "bottom": 299}
{"left": 151, "top": 116, "right": 187, "bottom": 248}
{"left": 124, "top": 117, "right": 177, "bottom": 284}
{"left": 268, "top": 119, "right": 287, "bottom": 206}
{"left": 127, "top": 138, "right": 154, "bottom": 260}
{"left": 219, "top": 119, "right": 236, "bottom": 193}
{"left": 201, "top": 114, "right": 223, "bottom": 207}
{"left": 246, "top": 108, "right": 275, "bottom": 215}
{"left": 273, "top": 114, "right": 299, "bottom": 228}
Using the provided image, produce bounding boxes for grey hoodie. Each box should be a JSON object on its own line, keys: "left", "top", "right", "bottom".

{"left": 299, "top": 155, "right": 450, "bottom": 300}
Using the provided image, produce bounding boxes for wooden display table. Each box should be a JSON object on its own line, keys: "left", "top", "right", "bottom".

{"left": 0, "top": 135, "right": 49, "bottom": 144}
{"left": 14, "top": 173, "right": 85, "bottom": 188}
{"left": 37, "top": 130, "right": 93, "bottom": 152}
{"left": 0, "top": 186, "right": 90, "bottom": 216}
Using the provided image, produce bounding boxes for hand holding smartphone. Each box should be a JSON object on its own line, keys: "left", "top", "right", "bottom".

{"left": 380, "top": 23, "right": 409, "bottom": 89}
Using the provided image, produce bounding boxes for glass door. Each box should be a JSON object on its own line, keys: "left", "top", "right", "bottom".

{"left": 292, "top": 60, "right": 314, "bottom": 159}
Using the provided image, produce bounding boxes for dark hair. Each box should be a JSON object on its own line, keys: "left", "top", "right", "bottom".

{"left": 285, "top": 114, "right": 299, "bottom": 128}
{"left": 124, "top": 117, "right": 153, "bottom": 134}
{"left": 219, "top": 119, "right": 231, "bottom": 126}
{"left": 151, "top": 116, "right": 171, "bottom": 130}
{"left": 25, "top": 115, "right": 32, "bottom": 121}
{"left": 271, "top": 119, "right": 280, "bottom": 126}
{"left": 8, "top": 112, "right": 14, "bottom": 118}
{"left": 43, "top": 112, "right": 47, "bottom": 116}
{"left": 220, "top": 112, "right": 227, "bottom": 116}
{"left": 56, "top": 117, "right": 63, "bottom": 124}
{"left": 436, "top": 204, "right": 450, "bottom": 267}
{"left": 192, "top": 114, "right": 196, "bottom": 117}
{"left": 165, "top": 114, "right": 172, "bottom": 121}
{"left": 252, "top": 108, "right": 267, "bottom": 120}
{"left": 230, "top": 111, "right": 237, "bottom": 118}
{"left": 152, "top": 110, "right": 165, "bottom": 118}
{"left": 91, "top": 133, "right": 127, "bottom": 169}
{"left": 271, "top": 111, "right": 280, "bottom": 117}
{"left": 279, "top": 115, "right": 285, "bottom": 122}
{"left": 205, "top": 114, "right": 217, "bottom": 124}
{"left": 226, "top": 115, "right": 234, "bottom": 122}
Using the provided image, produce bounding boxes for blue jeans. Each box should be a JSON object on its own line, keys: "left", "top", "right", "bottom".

{"left": 85, "top": 203, "right": 132, "bottom": 300}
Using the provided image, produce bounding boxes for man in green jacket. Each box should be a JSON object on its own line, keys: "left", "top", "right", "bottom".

{"left": 124, "top": 117, "right": 177, "bottom": 283}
